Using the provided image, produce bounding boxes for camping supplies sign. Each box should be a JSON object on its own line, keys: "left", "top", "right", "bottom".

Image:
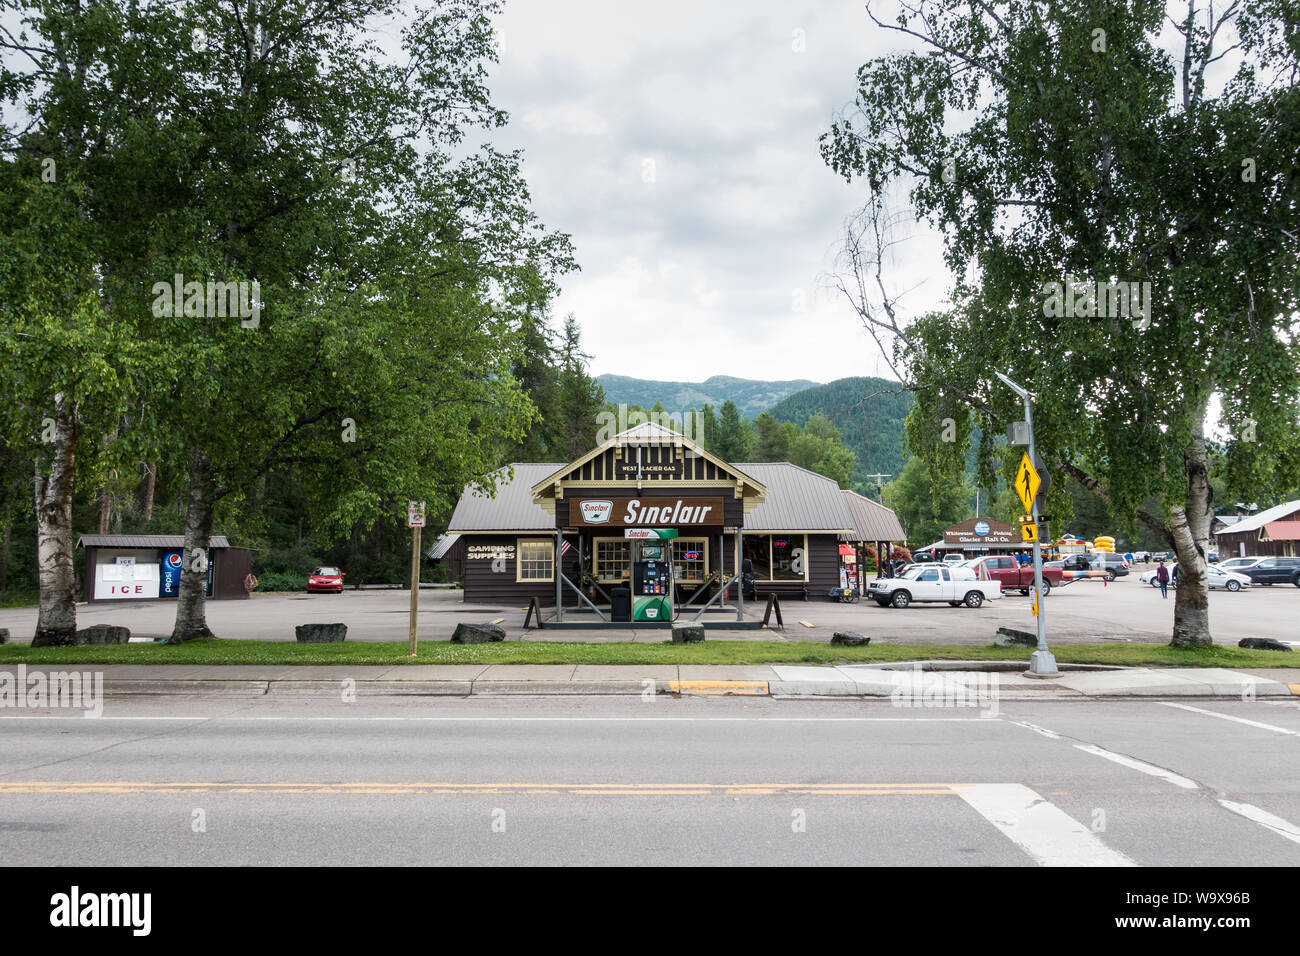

{"left": 568, "top": 497, "right": 723, "bottom": 527}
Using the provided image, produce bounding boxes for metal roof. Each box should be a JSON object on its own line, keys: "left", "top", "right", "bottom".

{"left": 1263, "top": 521, "right": 1300, "bottom": 542}
{"left": 426, "top": 532, "right": 461, "bottom": 559}
{"left": 1215, "top": 499, "right": 1300, "bottom": 537}
{"left": 838, "top": 490, "right": 907, "bottom": 542}
{"left": 733, "top": 463, "right": 855, "bottom": 532}
{"left": 448, "top": 464, "right": 564, "bottom": 532}
{"left": 77, "top": 534, "right": 233, "bottom": 549}
{"left": 450, "top": 461, "right": 855, "bottom": 533}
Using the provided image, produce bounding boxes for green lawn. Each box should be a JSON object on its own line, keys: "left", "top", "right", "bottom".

{"left": 0, "top": 637, "right": 1294, "bottom": 668}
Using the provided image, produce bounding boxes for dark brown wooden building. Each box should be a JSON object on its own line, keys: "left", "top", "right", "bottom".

{"left": 1215, "top": 499, "right": 1300, "bottom": 559}
{"left": 78, "top": 534, "right": 254, "bottom": 603}
{"left": 441, "top": 422, "right": 901, "bottom": 611}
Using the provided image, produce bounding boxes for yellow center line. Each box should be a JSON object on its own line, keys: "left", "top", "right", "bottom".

{"left": 0, "top": 781, "right": 971, "bottom": 796}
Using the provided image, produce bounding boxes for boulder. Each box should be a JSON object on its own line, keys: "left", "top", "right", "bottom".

{"left": 74, "top": 624, "right": 131, "bottom": 645}
{"left": 451, "top": 622, "right": 506, "bottom": 644}
{"left": 670, "top": 621, "right": 706, "bottom": 644}
{"left": 295, "top": 623, "right": 348, "bottom": 643}
{"left": 994, "top": 627, "right": 1038, "bottom": 648}
{"left": 831, "top": 631, "right": 871, "bottom": 647}
{"left": 1238, "top": 638, "right": 1292, "bottom": 652}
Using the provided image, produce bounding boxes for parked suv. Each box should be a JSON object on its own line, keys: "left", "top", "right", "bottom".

{"left": 1243, "top": 556, "right": 1300, "bottom": 587}
{"left": 1089, "top": 552, "right": 1130, "bottom": 577}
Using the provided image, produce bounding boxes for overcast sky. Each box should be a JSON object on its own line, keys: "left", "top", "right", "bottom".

{"left": 483, "top": 0, "right": 946, "bottom": 385}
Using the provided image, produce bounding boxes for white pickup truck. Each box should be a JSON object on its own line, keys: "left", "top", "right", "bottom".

{"left": 867, "top": 565, "right": 1003, "bottom": 609}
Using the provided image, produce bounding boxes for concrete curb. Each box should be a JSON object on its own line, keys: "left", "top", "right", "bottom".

{"left": 47, "top": 670, "right": 1300, "bottom": 701}
{"left": 103, "top": 680, "right": 271, "bottom": 697}
{"left": 470, "top": 680, "right": 645, "bottom": 696}
{"left": 266, "top": 680, "right": 472, "bottom": 697}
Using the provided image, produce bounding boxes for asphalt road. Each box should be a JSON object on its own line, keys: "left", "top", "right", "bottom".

{"left": 2, "top": 694, "right": 1298, "bottom": 866}
{"left": 2, "top": 573, "right": 1297, "bottom": 644}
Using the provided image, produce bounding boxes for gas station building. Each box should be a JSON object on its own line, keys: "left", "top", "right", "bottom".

{"left": 439, "top": 423, "right": 905, "bottom": 623}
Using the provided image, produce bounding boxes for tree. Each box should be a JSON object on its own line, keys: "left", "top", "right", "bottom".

{"left": 753, "top": 412, "right": 791, "bottom": 461}
{"left": 883, "top": 456, "right": 974, "bottom": 547}
{"left": 823, "top": 0, "right": 1300, "bottom": 645}
{"left": 713, "top": 400, "right": 753, "bottom": 462}
{"left": 0, "top": 0, "right": 171, "bottom": 642}
{"left": 698, "top": 404, "right": 720, "bottom": 452}
{"left": 137, "top": 1, "right": 577, "bottom": 641}
{"left": 553, "top": 314, "right": 605, "bottom": 460}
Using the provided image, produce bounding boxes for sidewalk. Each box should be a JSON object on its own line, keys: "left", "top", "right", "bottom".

{"left": 3, "top": 662, "right": 1297, "bottom": 699}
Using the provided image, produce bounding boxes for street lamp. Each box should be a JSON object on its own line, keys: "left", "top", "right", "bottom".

{"left": 995, "top": 372, "right": 1060, "bottom": 677}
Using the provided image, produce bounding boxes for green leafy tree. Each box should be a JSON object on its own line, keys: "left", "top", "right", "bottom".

{"left": 823, "top": 0, "right": 1300, "bottom": 645}
{"left": 884, "top": 456, "right": 974, "bottom": 547}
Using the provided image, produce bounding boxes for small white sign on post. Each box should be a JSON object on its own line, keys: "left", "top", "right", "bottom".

{"left": 407, "top": 501, "right": 426, "bottom": 528}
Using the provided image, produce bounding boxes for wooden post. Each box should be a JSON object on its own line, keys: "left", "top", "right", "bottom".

{"left": 408, "top": 523, "right": 421, "bottom": 657}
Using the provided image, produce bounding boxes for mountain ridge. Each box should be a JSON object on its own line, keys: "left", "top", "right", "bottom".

{"left": 595, "top": 373, "right": 822, "bottom": 420}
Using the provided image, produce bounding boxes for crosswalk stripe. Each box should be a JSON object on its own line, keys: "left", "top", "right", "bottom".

{"left": 956, "top": 783, "right": 1135, "bottom": 867}
{"left": 1216, "top": 800, "right": 1300, "bottom": 846}
{"left": 1159, "top": 702, "right": 1300, "bottom": 737}
{"left": 1073, "top": 744, "right": 1200, "bottom": 789}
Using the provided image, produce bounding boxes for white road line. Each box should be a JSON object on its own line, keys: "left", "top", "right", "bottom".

{"left": 1004, "top": 719, "right": 1062, "bottom": 740}
{"left": 956, "top": 783, "right": 1136, "bottom": 866}
{"left": 1073, "top": 744, "right": 1200, "bottom": 789}
{"left": 1216, "top": 800, "right": 1300, "bottom": 847}
{"left": 1160, "top": 702, "right": 1300, "bottom": 737}
{"left": 0, "top": 716, "right": 993, "bottom": 723}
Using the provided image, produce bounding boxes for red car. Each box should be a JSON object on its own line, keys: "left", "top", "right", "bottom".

{"left": 307, "top": 566, "right": 345, "bottom": 593}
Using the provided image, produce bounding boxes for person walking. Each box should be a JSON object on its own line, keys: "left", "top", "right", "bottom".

{"left": 1155, "top": 560, "right": 1169, "bottom": 599}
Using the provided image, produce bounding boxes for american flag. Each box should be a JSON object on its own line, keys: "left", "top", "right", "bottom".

{"left": 560, "top": 540, "right": 573, "bottom": 557}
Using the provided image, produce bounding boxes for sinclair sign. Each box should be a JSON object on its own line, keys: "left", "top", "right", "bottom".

{"left": 568, "top": 497, "right": 723, "bottom": 528}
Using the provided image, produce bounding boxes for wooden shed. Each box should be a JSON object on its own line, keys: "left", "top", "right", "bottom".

{"left": 77, "top": 534, "right": 254, "bottom": 603}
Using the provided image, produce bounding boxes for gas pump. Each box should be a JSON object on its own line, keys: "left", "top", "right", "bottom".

{"left": 631, "top": 542, "right": 674, "bottom": 622}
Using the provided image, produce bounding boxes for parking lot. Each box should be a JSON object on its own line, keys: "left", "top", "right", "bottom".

{"left": 1, "top": 572, "right": 1296, "bottom": 645}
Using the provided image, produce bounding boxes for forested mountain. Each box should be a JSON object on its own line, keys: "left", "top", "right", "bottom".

{"left": 596, "top": 374, "right": 819, "bottom": 420}
{"left": 765, "top": 377, "right": 912, "bottom": 492}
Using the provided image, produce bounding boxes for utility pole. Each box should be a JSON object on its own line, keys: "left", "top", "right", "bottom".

{"left": 863, "top": 473, "right": 891, "bottom": 504}
{"left": 995, "top": 372, "right": 1059, "bottom": 677}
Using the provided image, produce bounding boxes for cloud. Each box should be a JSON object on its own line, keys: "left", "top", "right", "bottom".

{"left": 482, "top": 0, "right": 949, "bottom": 384}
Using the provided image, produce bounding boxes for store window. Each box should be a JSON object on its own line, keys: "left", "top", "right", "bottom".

{"left": 516, "top": 539, "right": 554, "bottom": 582}
{"left": 593, "top": 538, "right": 630, "bottom": 583}
{"left": 672, "top": 539, "right": 708, "bottom": 582}
{"left": 742, "top": 534, "right": 807, "bottom": 581}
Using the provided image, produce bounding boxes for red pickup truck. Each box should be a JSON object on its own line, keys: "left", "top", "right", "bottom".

{"left": 965, "top": 555, "right": 1064, "bottom": 595}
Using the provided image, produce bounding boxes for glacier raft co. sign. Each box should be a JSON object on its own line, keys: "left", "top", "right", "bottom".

{"left": 567, "top": 497, "right": 724, "bottom": 527}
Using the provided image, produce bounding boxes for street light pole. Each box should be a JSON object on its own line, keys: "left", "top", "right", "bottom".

{"left": 995, "top": 372, "right": 1059, "bottom": 677}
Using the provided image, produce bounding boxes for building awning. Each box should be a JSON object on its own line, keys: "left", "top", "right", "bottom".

{"left": 1263, "top": 521, "right": 1300, "bottom": 541}
{"left": 78, "top": 534, "right": 233, "bottom": 549}
{"left": 838, "top": 490, "right": 906, "bottom": 542}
